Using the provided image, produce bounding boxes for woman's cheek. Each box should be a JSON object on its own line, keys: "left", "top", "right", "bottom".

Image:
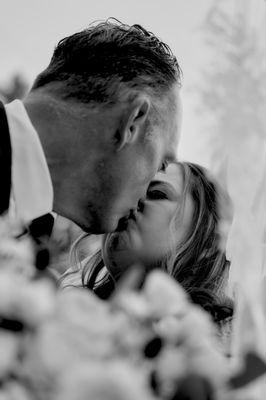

{"left": 130, "top": 229, "right": 143, "bottom": 254}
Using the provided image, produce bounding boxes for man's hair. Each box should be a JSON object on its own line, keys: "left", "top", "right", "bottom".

{"left": 32, "top": 18, "right": 181, "bottom": 105}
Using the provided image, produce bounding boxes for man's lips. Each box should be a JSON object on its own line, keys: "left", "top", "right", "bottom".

{"left": 116, "top": 210, "right": 137, "bottom": 232}
{"left": 116, "top": 217, "right": 129, "bottom": 232}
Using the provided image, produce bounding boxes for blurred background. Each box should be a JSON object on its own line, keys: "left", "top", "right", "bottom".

{"left": 1, "top": 0, "right": 265, "bottom": 273}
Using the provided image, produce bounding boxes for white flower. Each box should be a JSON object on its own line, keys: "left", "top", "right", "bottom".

{"left": 0, "top": 332, "right": 20, "bottom": 379}
{"left": 0, "top": 218, "right": 34, "bottom": 279}
{"left": 0, "top": 215, "right": 233, "bottom": 400}
{"left": 112, "top": 290, "right": 151, "bottom": 320}
{"left": 0, "top": 271, "right": 55, "bottom": 328}
{"left": 143, "top": 270, "right": 189, "bottom": 318}
{"left": 0, "top": 381, "right": 33, "bottom": 400}
{"left": 55, "top": 361, "right": 154, "bottom": 400}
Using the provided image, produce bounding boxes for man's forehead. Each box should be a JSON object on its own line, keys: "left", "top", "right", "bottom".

{"left": 166, "top": 84, "right": 182, "bottom": 115}
{"left": 150, "top": 84, "right": 181, "bottom": 161}
{"left": 168, "top": 125, "right": 179, "bottom": 159}
{"left": 165, "top": 86, "right": 182, "bottom": 157}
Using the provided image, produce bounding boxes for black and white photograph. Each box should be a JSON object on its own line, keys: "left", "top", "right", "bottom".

{"left": 1, "top": 1, "right": 266, "bottom": 399}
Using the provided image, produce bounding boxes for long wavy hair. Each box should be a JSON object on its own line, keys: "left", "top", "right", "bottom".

{"left": 60, "top": 162, "right": 232, "bottom": 319}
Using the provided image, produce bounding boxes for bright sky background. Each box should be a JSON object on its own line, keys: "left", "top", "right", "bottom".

{"left": 0, "top": 0, "right": 224, "bottom": 167}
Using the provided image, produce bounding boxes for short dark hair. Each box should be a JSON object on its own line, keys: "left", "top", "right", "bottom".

{"left": 32, "top": 18, "right": 181, "bottom": 104}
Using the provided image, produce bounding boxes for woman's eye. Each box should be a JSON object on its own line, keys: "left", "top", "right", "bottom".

{"left": 147, "top": 190, "right": 168, "bottom": 200}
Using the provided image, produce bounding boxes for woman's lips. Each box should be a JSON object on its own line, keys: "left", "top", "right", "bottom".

{"left": 116, "top": 210, "right": 138, "bottom": 232}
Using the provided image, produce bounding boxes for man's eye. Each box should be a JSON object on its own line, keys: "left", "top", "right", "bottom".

{"left": 147, "top": 190, "right": 168, "bottom": 200}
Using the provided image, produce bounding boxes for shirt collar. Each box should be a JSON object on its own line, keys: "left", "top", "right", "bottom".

{"left": 5, "top": 99, "right": 54, "bottom": 224}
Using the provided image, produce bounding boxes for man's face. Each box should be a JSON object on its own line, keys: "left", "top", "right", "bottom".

{"left": 87, "top": 86, "right": 182, "bottom": 234}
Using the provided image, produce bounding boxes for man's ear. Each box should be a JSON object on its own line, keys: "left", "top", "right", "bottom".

{"left": 115, "top": 95, "right": 151, "bottom": 151}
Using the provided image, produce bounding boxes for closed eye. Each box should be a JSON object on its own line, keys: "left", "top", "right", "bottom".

{"left": 147, "top": 190, "right": 168, "bottom": 200}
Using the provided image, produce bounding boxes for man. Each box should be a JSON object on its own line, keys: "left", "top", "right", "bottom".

{"left": 0, "top": 19, "right": 182, "bottom": 234}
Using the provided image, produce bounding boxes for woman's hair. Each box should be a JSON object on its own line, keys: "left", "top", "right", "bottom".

{"left": 61, "top": 162, "right": 232, "bottom": 320}
{"left": 168, "top": 162, "right": 232, "bottom": 320}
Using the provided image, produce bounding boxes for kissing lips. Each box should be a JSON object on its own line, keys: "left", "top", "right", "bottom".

{"left": 116, "top": 210, "right": 137, "bottom": 232}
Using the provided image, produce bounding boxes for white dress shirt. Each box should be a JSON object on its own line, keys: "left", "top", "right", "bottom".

{"left": 5, "top": 100, "right": 53, "bottom": 224}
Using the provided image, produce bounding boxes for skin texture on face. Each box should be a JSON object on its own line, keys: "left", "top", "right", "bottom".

{"left": 80, "top": 85, "right": 182, "bottom": 234}
{"left": 24, "top": 86, "right": 181, "bottom": 234}
{"left": 102, "top": 163, "right": 194, "bottom": 279}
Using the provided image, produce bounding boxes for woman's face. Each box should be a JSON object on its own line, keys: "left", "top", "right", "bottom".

{"left": 102, "top": 163, "right": 194, "bottom": 278}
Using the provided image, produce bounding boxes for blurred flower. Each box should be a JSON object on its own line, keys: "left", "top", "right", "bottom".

{"left": 0, "top": 215, "right": 254, "bottom": 400}
{"left": 55, "top": 361, "right": 154, "bottom": 400}
{"left": 143, "top": 270, "right": 189, "bottom": 318}
{"left": 0, "top": 272, "right": 55, "bottom": 328}
{"left": 0, "top": 218, "right": 34, "bottom": 278}
{"left": 0, "top": 331, "right": 20, "bottom": 379}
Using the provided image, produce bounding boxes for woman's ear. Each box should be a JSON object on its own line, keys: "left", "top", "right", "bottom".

{"left": 115, "top": 95, "right": 151, "bottom": 151}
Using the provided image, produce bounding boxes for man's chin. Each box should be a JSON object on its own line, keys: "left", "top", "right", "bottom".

{"left": 80, "top": 223, "right": 110, "bottom": 235}
{"left": 76, "top": 207, "right": 132, "bottom": 234}
{"left": 72, "top": 218, "right": 104, "bottom": 234}
{"left": 80, "top": 216, "right": 120, "bottom": 235}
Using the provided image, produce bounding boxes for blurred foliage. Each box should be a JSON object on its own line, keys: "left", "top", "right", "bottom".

{"left": 197, "top": 0, "right": 266, "bottom": 176}
{"left": 0, "top": 74, "right": 29, "bottom": 103}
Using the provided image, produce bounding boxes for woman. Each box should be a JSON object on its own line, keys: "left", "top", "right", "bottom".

{"left": 60, "top": 162, "right": 232, "bottom": 322}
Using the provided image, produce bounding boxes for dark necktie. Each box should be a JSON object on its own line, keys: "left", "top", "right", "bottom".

{"left": 0, "top": 100, "right": 12, "bottom": 215}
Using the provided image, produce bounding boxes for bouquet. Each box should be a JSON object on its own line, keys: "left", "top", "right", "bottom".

{"left": 0, "top": 216, "right": 265, "bottom": 400}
